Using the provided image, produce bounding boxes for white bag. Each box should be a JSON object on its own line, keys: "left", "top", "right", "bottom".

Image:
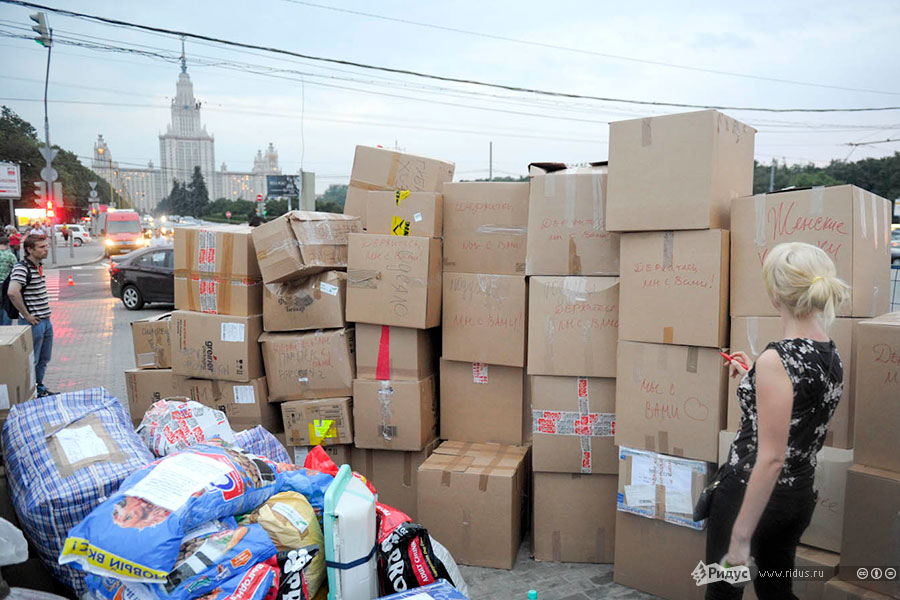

{"left": 136, "top": 399, "right": 235, "bottom": 456}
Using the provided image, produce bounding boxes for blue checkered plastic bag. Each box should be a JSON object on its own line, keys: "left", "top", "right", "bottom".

{"left": 235, "top": 425, "right": 291, "bottom": 464}
{"left": 1, "top": 387, "right": 153, "bottom": 595}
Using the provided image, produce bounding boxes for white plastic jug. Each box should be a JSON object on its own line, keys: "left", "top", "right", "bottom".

{"left": 324, "top": 465, "right": 378, "bottom": 600}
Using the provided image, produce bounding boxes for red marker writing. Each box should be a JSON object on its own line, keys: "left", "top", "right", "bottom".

{"left": 719, "top": 351, "right": 749, "bottom": 371}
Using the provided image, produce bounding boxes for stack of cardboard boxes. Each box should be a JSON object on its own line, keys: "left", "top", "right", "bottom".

{"left": 524, "top": 163, "right": 621, "bottom": 565}
{"left": 124, "top": 313, "right": 181, "bottom": 426}
{"left": 0, "top": 325, "right": 36, "bottom": 431}
{"left": 606, "top": 109, "right": 756, "bottom": 600}
{"left": 342, "top": 146, "right": 451, "bottom": 520}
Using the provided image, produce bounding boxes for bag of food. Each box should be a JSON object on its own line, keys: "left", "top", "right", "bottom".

{"left": 274, "top": 545, "right": 319, "bottom": 600}
{"left": 376, "top": 518, "right": 467, "bottom": 596}
{"left": 234, "top": 426, "right": 291, "bottom": 465}
{"left": 277, "top": 466, "right": 334, "bottom": 522}
{"left": 60, "top": 441, "right": 282, "bottom": 582}
{"left": 137, "top": 400, "right": 234, "bottom": 457}
{"left": 193, "top": 559, "right": 279, "bottom": 600}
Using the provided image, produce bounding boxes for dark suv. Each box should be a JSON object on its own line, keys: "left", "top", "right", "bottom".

{"left": 109, "top": 246, "right": 174, "bottom": 310}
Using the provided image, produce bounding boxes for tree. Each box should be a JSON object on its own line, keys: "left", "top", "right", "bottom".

{"left": 186, "top": 166, "right": 209, "bottom": 217}
{"left": 160, "top": 180, "right": 189, "bottom": 216}
{"left": 318, "top": 184, "right": 347, "bottom": 209}
{"left": 265, "top": 197, "right": 288, "bottom": 218}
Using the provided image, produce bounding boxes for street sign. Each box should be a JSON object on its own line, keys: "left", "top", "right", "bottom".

{"left": 52, "top": 182, "right": 64, "bottom": 207}
{"left": 38, "top": 146, "right": 58, "bottom": 165}
{"left": 89, "top": 190, "right": 99, "bottom": 199}
{"left": 256, "top": 194, "right": 263, "bottom": 202}
{"left": 0, "top": 162, "right": 21, "bottom": 198}
{"left": 40, "top": 166, "right": 58, "bottom": 183}
{"left": 266, "top": 175, "right": 300, "bottom": 196}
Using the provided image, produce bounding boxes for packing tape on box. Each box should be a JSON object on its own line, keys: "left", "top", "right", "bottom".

{"left": 871, "top": 191, "right": 879, "bottom": 249}
{"left": 754, "top": 194, "right": 767, "bottom": 247}
{"left": 631, "top": 343, "right": 644, "bottom": 384}
{"left": 254, "top": 237, "right": 303, "bottom": 261}
{"left": 543, "top": 173, "right": 555, "bottom": 199}
{"left": 473, "top": 225, "right": 527, "bottom": 236}
{"left": 478, "top": 450, "right": 507, "bottom": 492}
{"left": 746, "top": 316, "right": 760, "bottom": 356}
{"left": 378, "top": 380, "right": 395, "bottom": 441}
{"left": 376, "top": 325, "right": 392, "bottom": 380}
{"left": 662, "top": 326, "right": 674, "bottom": 344}
{"left": 440, "top": 444, "right": 474, "bottom": 486}
{"left": 347, "top": 269, "right": 380, "bottom": 289}
{"left": 386, "top": 154, "right": 401, "bottom": 188}
{"left": 883, "top": 199, "right": 890, "bottom": 248}
{"left": 569, "top": 237, "right": 582, "bottom": 275}
{"left": 185, "top": 229, "right": 197, "bottom": 310}
{"left": 810, "top": 186, "right": 825, "bottom": 215}
{"left": 592, "top": 172, "right": 604, "bottom": 232}
{"left": 403, "top": 452, "right": 413, "bottom": 487}
{"left": 641, "top": 118, "right": 652, "bottom": 147}
{"left": 686, "top": 347, "right": 699, "bottom": 374}
{"left": 662, "top": 231, "right": 675, "bottom": 270}
{"left": 564, "top": 174, "right": 577, "bottom": 225}
{"left": 858, "top": 189, "right": 868, "bottom": 240}
{"left": 551, "top": 531, "right": 562, "bottom": 562}
{"left": 472, "top": 362, "right": 489, "bottom": 384}
{"left": 658, "top": 431, "right": 669, "bottom": 454}
{"left": 531, "top": 410, "right": 615, "bottom": 438}
{"left": 582, "top": 317, "right": 593, "bottom": 378}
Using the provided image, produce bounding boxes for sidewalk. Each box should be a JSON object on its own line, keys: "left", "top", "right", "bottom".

{"left": 45, "top": 240, "right": 105, "bottom": 268}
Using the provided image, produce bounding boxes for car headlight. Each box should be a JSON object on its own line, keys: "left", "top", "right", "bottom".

{"left": 105, "top": 238, "right": 115, "bottom": 247}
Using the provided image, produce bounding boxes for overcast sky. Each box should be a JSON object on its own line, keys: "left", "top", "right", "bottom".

{"left": 2, "top": 0, "right": 899, "bottom": 193}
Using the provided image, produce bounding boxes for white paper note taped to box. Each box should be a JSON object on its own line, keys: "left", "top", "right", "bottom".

{"left": 54, "top": 426, "right": 109, "bottom": 464}
{"left": 665, "top": 488, "right": 694, "bottom": 515}
{"left": 319, "top": 282, "right": 339, "bottom": 296}
{"left": 624, "top": 484, "right": 656, "bottom": 507}
{"left": 233, "top": 385, "right": 255, "bottom": 405}
{"left": 220, "top": 322, "right": 245, "bottom": 343}
{"left": 628, "top": 454, "right": 656, "bottom": 487}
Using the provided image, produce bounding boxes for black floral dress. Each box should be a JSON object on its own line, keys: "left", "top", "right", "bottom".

{"left": 727, "top": 339, "right": 843, "bottom": 488}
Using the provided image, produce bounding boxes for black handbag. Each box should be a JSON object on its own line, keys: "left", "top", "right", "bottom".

{"left": 693, "top": 463, "right": 733, "bottom": 522}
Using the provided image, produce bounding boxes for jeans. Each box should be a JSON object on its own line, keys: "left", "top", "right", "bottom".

{"left": 705, "top": 470, "right": 817, "bottom": 600}
{"left": 0, "top": 305, "right": 9, "bottom": 326}
{"left": 19, "top": 317, "right": 53, "bottom": 393}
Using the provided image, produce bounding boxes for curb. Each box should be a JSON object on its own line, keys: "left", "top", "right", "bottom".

{"left": 50, "top": 251, "right": 106, "bottom": 269}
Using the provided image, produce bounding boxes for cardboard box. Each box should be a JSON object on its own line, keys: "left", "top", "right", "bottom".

{"left": 343, "top": 145, "right": 455, "bottom": 229}
{"left": 838, "top": 465, "right": 900, "bottom": 598}
{"left": 790, "top": 546, "right": 842, "bottom": 600}
{"left": 124, "top": 368, "right": 187, "bottom": 426}
{"left": 852, "top": 313, "right": 900, "bottom": 472}
{"left": 170, "top": 311, "right": 264, "bottom": 382}
{"left": 417, "top": 441, "right": 530, "bottom": 569}
{"left": 174, "top": 225, "right": 263, "bottom": 316}
{"left": 532, "top": 472, "right": 617, "bottom": 563}
{"left": 291, "top": 443, "right": 353, "bottom": 467}
{"left": 728, "top": 316, "right": 860, "bottom": 448}
{"left": 0, "top": 326, "right": 35, "bottom": 422}
{"left": 251, "top": 211, "right": 360, "bottom": 284}
{"left": 353, "top": 376, "right": 437, "bottom": 451}
{"left": 441, "top": 182, "right": 529, "bottom": 275}
{"left": 442, "top": 273, "right": 526, "bottom": 367}
{"left": 615, "top": 341, "right": 728, "bottom": 463}
{"left": 607, "top": 109, "right": 756, "bottom": 232}
{"left": 616, "top": 446, "right": 712, "bottom": 530}
{"left": 439, "top": 359, "right": 527, "bottom": 445}
{"left": 345, "top": 234, "right": 442, "bottom": 329}
{"left": 527, "top": 276, "right": 619, "bottom": 377}
{"left": 718, "top": 429, "right": 737, "bottom": 466}
{"left": 355, "top": 323, "right": 434, "bottom": 381}
{"left": 365, "top": 191, "right": 442, "bottom": 238}
{"left": 350, "top": 439, "right": 440, "bottom": 521}
{"left": 262, "top": 271, "right": 347, "bottom": 332}
{"left": 131, "top": 313, "right": 172, "bottom": 369}
{"left": 802, "top": 447, "right": 853, "bottom": 553}
{"left": 259, "top": 328, "right": 356, "bottom": 401}
{"left": 824, "top": 578, "right": 894, "bottom": 600}
{"left": 619, "top": 229, "right": 729, "bottom": 348}
{"left": 731, "top": 186, "right": 892, "bottom": 318}
{"left": 525, "top": 164, "right": 620, "bottom": 276}
{"left": 531, "top": 376, "right": 617, "bottom": 474}
{"left": 281, "top": 397, "right": 353, "bottom": 446}
{"left": 182, "top": 377, "right": 279, "bottom": 433}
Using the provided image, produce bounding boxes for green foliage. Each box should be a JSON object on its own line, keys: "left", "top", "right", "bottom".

{"left": 202, "top": 198, "right": 256, "bottom": 221}
{"left": 463, "top": 175, "right": 530, "bottom": 182}
{"left": 265, "top": 197, "right": 288, "bottom": 217}
{"left": 318, "top": 184, "right": 348, "bottom": 209}
{"left": 753, "top": 155, "right": 900, "bottom": 201}
{"left": 186, "top": 166, "right": 209, "bottom": 216}
{"left": 315, "top": 199, "right": 342, "bottom": 213}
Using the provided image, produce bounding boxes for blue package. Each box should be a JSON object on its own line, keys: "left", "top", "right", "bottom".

{"left": 377, "top": 580, "right": 469, "bottom": 599}
{"left": 279, "top": 467, "right": 334, "bottom": 521}
{"left": 61, "top": 442, "right": 282, "bottom": 582}
{"left": 192, "top": 559, "right": 278, "bottom": 600}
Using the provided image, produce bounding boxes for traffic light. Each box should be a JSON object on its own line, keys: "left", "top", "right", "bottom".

{"left": 33, "top": 181, "right": 46, "bottom": 207}
{"left": 46, "top": 200, "right": 55, "bottom": 219}
{"left": 29, "top": 12, "right": 51, "bottom": 48}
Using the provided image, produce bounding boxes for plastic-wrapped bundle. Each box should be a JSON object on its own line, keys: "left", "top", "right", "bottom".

{"left": 1, "top": 388, "right": 154, "bottom": 595}
{"left": 60, "top": 441, "right": 282, "bottom": 582}
{"left": 234, "top": 425, "right": 291, "bottom": 464}
{"left": 136, "top": 400, "right": 234, "bottom": 457}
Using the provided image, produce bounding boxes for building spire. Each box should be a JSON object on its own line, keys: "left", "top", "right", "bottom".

{"left": 180, "top": 36, "right": 187, "bottom": 74}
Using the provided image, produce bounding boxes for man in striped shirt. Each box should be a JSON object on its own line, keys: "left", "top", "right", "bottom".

{"left": 7, "top": 234, "right": 55, "bottom": 397}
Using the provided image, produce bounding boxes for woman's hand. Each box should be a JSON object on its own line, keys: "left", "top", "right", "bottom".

{"left": 724, "top": 534, "right": 751, "bottom": 568}
{"left": 725, "top": 351, "right": 751, "bottom": 378}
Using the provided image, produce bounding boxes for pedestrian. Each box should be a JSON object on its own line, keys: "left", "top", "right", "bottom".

{"left": 6, "top": 234, "right": 56, "bottom": 397}
{"left": 8, "top": 229, "right": 21, "bottom": 260}
{"left": 149, "top": 228, "right": 167, "bottom": 248}
{"left": 61, "top": 224, "right": 70, "bottom": 247}
{"left": 704, "top": 242, "right": 849, "bottom": 600}
{"left": 0, "top": 236, "right": 17, "bottom": 326}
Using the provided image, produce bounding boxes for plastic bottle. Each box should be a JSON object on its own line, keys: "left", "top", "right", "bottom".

{"left": 528, "top": 591, "right": 538, "bottom": 599}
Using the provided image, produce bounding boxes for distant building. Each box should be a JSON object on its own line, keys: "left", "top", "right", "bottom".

{"left": 91, "top": 55, "right": 279, "bottom": 212}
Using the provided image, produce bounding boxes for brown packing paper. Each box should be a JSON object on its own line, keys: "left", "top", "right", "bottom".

{"left": 607, "top": 109, "right": 756, "bottom": 232}
{"left": 281, "top": 397, "right": 353, "bottom": 446}
{"left": 365, "top": 191, "right": 443, "bottom": 238}
{"left": 441, "top": 182, "right": 529, "bottom": 275}
{"left": 170, "top": 311, "right": 265, "bottom": 382}
{"left": 262, "top": 271, "right": 347, "bottom": 332}
{"left": 354, "top": 324, "right": 434, "bottom": 381}
{"left": 731, "top": 186, "right": 891, "bottom": 318}
{"left": 130, "top": 313, "right": 172, "bottom": 369}
{"left": 182, "top": 377, "right": 280, "bottom": 432}
{"left": 442, "top": 273, "right": 526, "bottom": 367}
{"left": 352, "top": 377, "right": 437, "bottom": 451}
{"left": 349, "top": 439, "right": 440, "bottom": 521}
{"left": 259, "top": 329, "right": 356, "bottom": 401}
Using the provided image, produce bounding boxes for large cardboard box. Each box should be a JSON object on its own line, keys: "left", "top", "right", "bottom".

{"left": 343, "top": 145, "right": 455, "bottom": 229}
{"left": 441, "top": 182, "right": 529, "bottom": 275}
{"left": 532, "top": 472, "right": 617, "bottom": 563}
{"left": 350, "top": 439, "right": 440, "bottom": 521}
{"left": 124, "top": 368, "right": 187, "bottom": 426}
{"left": 417, "top": 441, "right": 530, "bottom": 569}
{"left": 281, "top": 397, "right": 353, "bottom": 446}
{"left": 531, "top": 376, "right": 617, "bottom": 474}
{"left": 839, "top": 465, "right": 900, "bottom": 598}
{"left": 619, "top": 229, "right": 729, "bottom": 348}
{"left": 355, "top": 323, "right": 434, "bottom": 381}
{"left": 262, "top": 270, "right": 347, "bottom": 332}
{"left": 0, "top": 326, "right": 35, "bottom": 421}
{"left": 824, "top": 578, "right": 894, "bottom": 600}
{"left": 259, "top": 328, "right": 355, "bottom": 401}
{"left": 731, "top": 186, "right": 891, "bottom": 318}
{"left": 131, "top": 313, "right": 172, "bottom": 369}
{"left": 439, "top": 359, "right": 527, "bottom": 445}
{"left": 174, "top": 226, "right": 263, "bottom": 316}
{"left": 527, "top": 276, "right": 619, "bottom": 377}
{"left": 525, "top": 164, "right": 620, "bottom": 276}
{"left": 607, "top": 109, "right": 756, "bottom": 232}
{"left": 365, "top": 191, "right": 442, "bottom": 238}
{"left": 182, "top": 377, "right": 279, "bottom": 433}
{"left": 170, "top": 311, "right": 264, "bottom": 382}
{"left": 442, "top": 273, "right": 526, "bottom": 367}
{"left": 613, "top": 511, "right": 707, "bottom": 600}
{"left": 251, "top": 211, "right": 360, "bottom": 284}
{"left": 345, "top": 234, "right": 442, "bottom": 329}
{"left": 353, "top": 376, "right": 437, "bottom": 451}
{"left": 852, "top": 313, "right": 900, "bottom": 472}
{"left": 615, "top": 341, "right": 728, "bottom": 463}
{"left": 728, "top": 316, "right": 860, "bottom": 448}
{"left": 788, "top": 546, "right": 841, "bottom": 600}
{"left": 802, "top": 447, "right": 854, "bottom": 553}
{"left": 616, "top": 446, "right": 712, "bottom": 530}
{"left": 291, "top": 443, "right": 353, "bottom": 467}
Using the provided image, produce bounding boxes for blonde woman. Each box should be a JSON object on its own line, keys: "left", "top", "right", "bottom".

{"left": 706, "top": 242, "right": 850, "bottom": 600}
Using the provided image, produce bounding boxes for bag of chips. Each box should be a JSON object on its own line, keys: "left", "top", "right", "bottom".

{"left": 274, "top": 545, "right": 319, "bottom": 600}
{"left": 376, "top": 517, "right": 467, "bottom": 597}
{"left": 60, "top": 441, "right": 282, "bottom": 582}
{"left": 193, "top": 559, "right": 279, "bottom": 600}
{"left": 137, "top": 400, "right": 235, "bottom": 457}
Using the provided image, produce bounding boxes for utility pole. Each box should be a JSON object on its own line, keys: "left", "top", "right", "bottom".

{"left": 489, "top": 141, "right": 493, "bottom": 182}
{"left": 31, "top": 11, "right": 57, "bottom": 265}
{"left": 768, "top": 159, "right": 776, "bottom": 193}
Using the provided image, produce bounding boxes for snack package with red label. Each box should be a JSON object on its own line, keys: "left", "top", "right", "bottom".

{"left": 61, "top": 441, "right": 282, "bottom": 582}
{"left": 137, "top": 400, "right": 235, "bottom": 457}
{"left": 303, "top": 445, "right": 377, "bottom": 496}
{"left": 376, "top": 521, "right": 470, "bottom": 596}
{"left": 194, "top": 559, "right": 279, "bottom": 600}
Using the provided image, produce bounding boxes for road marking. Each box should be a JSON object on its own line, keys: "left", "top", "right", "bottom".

{"left": 45, "top": 272, "right": 60, "bottom": 302}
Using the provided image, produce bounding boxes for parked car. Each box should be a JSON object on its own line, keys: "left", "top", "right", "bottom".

{"left": 109, "top": 245, "right": 174, "bottom": 310}
{"left": 53, "top": 224, "right": 91, "bottom": 246}
{"left": 892, "top": 227, "right": 900, "bottom": 264}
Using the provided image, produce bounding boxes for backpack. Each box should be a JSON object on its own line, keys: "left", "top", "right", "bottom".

{"left": 2, "top": 260, "right": 32, "bottom": 320}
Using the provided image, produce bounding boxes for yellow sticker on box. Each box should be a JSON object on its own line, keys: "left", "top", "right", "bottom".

{"left": 391, "top": 216, "right": 411, "bottom": 236}
{"left": 394, "top": 190, "right": 410, "bottom": 205}
{"left": 308, "top": 419, "right": 337, "bottom": 444}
